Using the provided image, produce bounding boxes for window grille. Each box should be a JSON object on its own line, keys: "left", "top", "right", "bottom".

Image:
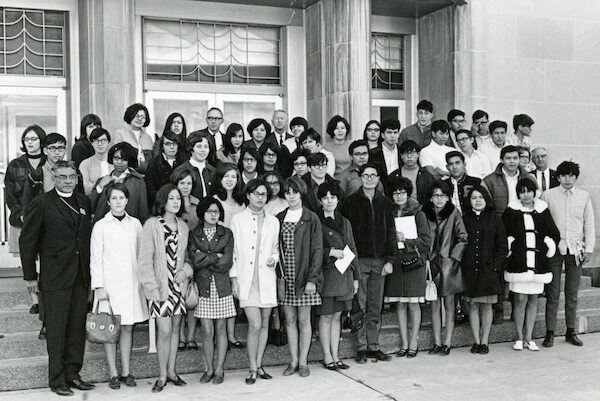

{"left": 0, "top": 8, "right": 66, "bottom": 77}
{"left": 371, "top": 33, "right": 404, "bottom": 90}
{"left": 144, "top": 18, "right": 280, "bottom": 85}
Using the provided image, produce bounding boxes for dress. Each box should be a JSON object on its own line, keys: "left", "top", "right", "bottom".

{"left": 148, "top": 217, "right": 187, "bottom": 317}
{"left": 193, "top": 226, "right": 237, "bottom": 319}
{"left": 280, "top": 220, "right": 322, "bottom": 307}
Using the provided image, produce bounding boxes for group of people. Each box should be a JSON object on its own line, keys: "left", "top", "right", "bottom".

{"left": 4, "top": 100, "right": 594, "bottom": 396}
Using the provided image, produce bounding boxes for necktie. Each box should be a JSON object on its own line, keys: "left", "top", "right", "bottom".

{"left": 541, "top": 172, "right": 547, "bottom": 191}
{"left": 280, "top": 133, "right": 284, "bottom": 146}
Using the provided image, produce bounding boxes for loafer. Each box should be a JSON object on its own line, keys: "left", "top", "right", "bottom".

{"left": 406, "top": 348, "right": 418, "bottom": 358}
{"left": 199, "top": 371, "right": 214, "bottom": 383}
{"left": 51, "top": 384, "right": 74, "bottom": 397}
{"left": 355, "top": 350, "right": 367, "bottom": 364}
{"left": 470, "top": 344, "right": 480, "bottom": 354}
{"left": 428, "top": 345, "right": 442, "bottom": 355}
{"left": 29, "top": 303, "right": 39, "bottom": 314}
{"left": 213, "top": 373, "right": 224, "bottom": 385}
{"left": 367, "top": 350, "right": 391, "bottom": 361}
{"left": 167, "top": 375, "right": 187, "bottom": 386}
{"left": 298, "top": 365, "right": 310, "bottom": 378}
{"left": 119, "top": 374, "right": 136, "bottom": 387}
{"left": 478, "top": 344, "right": 489, "bottom": 354}
{"left": 282, "top": 364, "right": 298, "bottom": 376}
{"left": 228, "top": 340, "right": 245, "bottom": 349}
{"left": 542, "top": 333, "right": 554, "bottom": 348}
{"left": 257, "top": 367, "right": 272, "bottom": 379}
{"left": 108, "top": 376, "right": 120, "bottom": 390}
{"left": 395, "top": 348, "right": 408, "bottom": 357}
{"left": 439, "top": 345, "right": 451, "bottom": 356}
{"left": 513, "top": 340, "right": 524, "bottom": 351}
{"left": 525, "top": 340, "right": 539, "bottom": 351}
{"left": 335, "top": 361, "right": 350, "bottom": 370}
{"left": 566, "top": 333, "right": 583, "bottom": 346}
{"left": 323, "top": 361, "right": 337, "bottom": 370}
{"left": 66, "top": 379, "right": 95, "bottom": 390}
{"left": 151, "top": 379, "right": 165, "bottom": 393}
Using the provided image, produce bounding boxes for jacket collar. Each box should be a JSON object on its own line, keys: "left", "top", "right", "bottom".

{"left": 507, "top": 198, "right": 548, "bottom": 213}
{"left": 423, "top": 201, "right": 455, "bottom": 221}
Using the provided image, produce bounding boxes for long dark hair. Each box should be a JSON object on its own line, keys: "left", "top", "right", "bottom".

{"left": 79, "top": 114, "right": 102, "bottom": 141}
{"left": 210, "top": 162, "right": 245, "bottom": 204}
{"left": 223, "top": 123, "right": 243, "bottom": 157}
{"left": 362, "top": 120, "right": 382, "bottom": 147}
{"left": 153, "top": 183, "right": 185, "bottom": 217}
{"left": 238, "top": 147, "right": 264, "bottom": 175}
{"left": 162, "top": 113, "right": 187, "bottom": 143}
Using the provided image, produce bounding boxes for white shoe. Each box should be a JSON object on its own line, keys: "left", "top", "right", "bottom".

{"left": 513, "top": 340, "right": 523, "bottom": 351}
{"left": 525, "top": 341, "right": 539, "bottom": 351}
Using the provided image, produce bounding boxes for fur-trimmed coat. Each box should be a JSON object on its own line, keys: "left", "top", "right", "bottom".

{"left": 501, "top": 199, "right": 560, "bottom": 284}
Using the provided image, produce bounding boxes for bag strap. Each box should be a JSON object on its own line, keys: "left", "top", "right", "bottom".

{"left": 425, "top": 260, "right": 432, "bottom": 281}
{"left": 93, "top": 296, "right": 114, "bottom": 315}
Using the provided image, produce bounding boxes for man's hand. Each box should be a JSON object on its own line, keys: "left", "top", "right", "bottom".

{"left": 381, "top": 262, "right": 393, "bottom": 276}
{"left": 26, "top": 280, "right": 38, "bottom": 294}
{"left": 581, "top": 252, "right": 592, "bottom": 266}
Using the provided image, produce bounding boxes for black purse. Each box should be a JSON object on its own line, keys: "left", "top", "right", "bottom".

{"left": 398, "top": 246, "right": 424, "bottom": 272}
{"left": 342, "top": 297, "right": 364, "bottom": 333}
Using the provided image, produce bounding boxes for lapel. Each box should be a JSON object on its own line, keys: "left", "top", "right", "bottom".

{"left": 51, "top": 190, "right": 77, "bottom": 229}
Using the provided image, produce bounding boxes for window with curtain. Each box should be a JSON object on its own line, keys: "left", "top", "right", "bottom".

{"left": 143, "top": 18, "right": 281, "bottom": 85}
{"left": 0, "top": 7, "right": 66, "bottom": 77}
{"left": 371, "top": 33, "right": 404, "bottom": 90}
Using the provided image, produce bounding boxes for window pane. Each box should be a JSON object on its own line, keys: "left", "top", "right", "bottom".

{"left": 151, "top": 99, "right": 209, "bottom": 137}
{"left": 371, "top": 33, "right": 404, "bottom": 90}
{"left": 222, "top": 101, "right": 276, "bottom": 139}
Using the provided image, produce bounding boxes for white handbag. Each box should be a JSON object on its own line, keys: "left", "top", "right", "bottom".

{"left": 425, "top": 260, "right": 438, "bottom": 302}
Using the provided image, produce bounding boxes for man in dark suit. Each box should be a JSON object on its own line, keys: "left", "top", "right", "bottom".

{"left": 20, "top": 160, "right": 94, "bottom": 396}
{"left": 369, "top": 119, "right": 401, "bottom": 191}
{"left": 188, "top": 107, "right": 224, "bottom": 166}
{"left": 271, "top": 109, "right": 294, "bottom": 147}
{"left": 532, "top": 147, "right": 559, "bottom": 191}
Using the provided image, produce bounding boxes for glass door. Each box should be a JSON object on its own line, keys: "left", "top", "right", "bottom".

{"left": 371, "top": 99, "right": 407, "bottom": 127}
{"left": 216, "top": 94, "right": 282, "bottom": 139}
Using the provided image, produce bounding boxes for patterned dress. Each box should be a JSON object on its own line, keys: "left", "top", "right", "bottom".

{"left": 193, "top": 227, "right": 237, "bottom": 319}
{"left": 280, "top": 221, "right": 322, "bottom": 307}
{"left": 148, "top": 217, "right": 186, "bottom": 317}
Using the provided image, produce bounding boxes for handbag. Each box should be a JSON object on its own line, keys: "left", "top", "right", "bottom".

{"left": 277, "top": 277, "right": 286, "bottom": 303}
{"left": 181, "top": 279, "right": 199, "bottom": 310}
{"left": 342, "top": 296, "right": 364, "bottom": 333}
{"left": 86, "top": 298, "right": 121, "bottom": 344}
{"left": 424, "top": 260, "right": 438, "bottom": 302}
{"left": 398, "top": 246, "right": 424, "bottom": 272}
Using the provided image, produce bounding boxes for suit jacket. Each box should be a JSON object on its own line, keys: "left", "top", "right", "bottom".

{"left": 369, "top": 145, "right": 402, "bottom": 190}
{"left": 534, "top": 168, "right": 559, "bottom": 190}
{"left": 20, "top": 189, "right": 92, "bottom": 291}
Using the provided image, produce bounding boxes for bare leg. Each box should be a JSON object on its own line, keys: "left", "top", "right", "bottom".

{"left": 214, "top": 319, "right": 228, "bottom": 375}
{"left": 480, "top": 304, "right": 493, "bottom": 345}
{"left": 256, "top": 308, "right": 271, "bottom": 368}
{"left": 187, "top": 313, "right": 198, "bottom": 343}
{"left": 397, "top": 302, "right": 409, "bottom": 350}
{"left": 330, "top": 312, "right": 342, "bottom": 363}
{"left": 297, "top": 306, "right": 312, "bottom": 366}
{"left": 524, "top": 295, "right": 538, "bottom": 343}
{"left": 244, "top": 307, "right": 262, "bottom": 371}
{"left": 431, "top": 300, "right": 442, "bottom": 346}
{"left": 155, "top": 317, "right": 173, "bottom": 383}
{"left": 227, "top": 316, "right": 237, "bottom": 343}
{"left": 200, "top": 319, "right": 215, "bottom": 374}
{"left": 103, "top": 342, "right": 118, "bottom": 378}
{"left": 179, "top": 314, "right": 186, "bottom": 344}
{"left": 469, "top": 301, "right": 481, "bottom": 344}
{"left": 443, "top": 295, "right": 456, "bottom": 347}
{"left": 119, "top": 325, "right": 133, "bottom": 376}
{"left": 283, "top": 306, "right": 299, "bottom": 367}
{"left": 318, "top": 314, "right": 334, "bottom": 364}
{"left": 513, "top": 293, "right": 527, "bottom": 341}
{"left": 408, "top": 303, "right": 421, "bottom": 350}
{"left": 167, "top": 315, "right": 182, "bottom": 379}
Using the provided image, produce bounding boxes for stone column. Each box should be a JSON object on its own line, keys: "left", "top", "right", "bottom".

{"left": 305, "top": 0, "right": 371, "bottom": 139}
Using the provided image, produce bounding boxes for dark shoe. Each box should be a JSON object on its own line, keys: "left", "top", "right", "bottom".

{"left": 186, "top": 341, "right": 199, "bottom": 350}
{"left": 51, "top": 384, "right": 74, "bottom": 396}
{"left": 108, "top": 376, "right": 120, "bottom": 390}
{"left": 395, "top": 348, "right": 408, "bottom": 357}
{"left": 282, "top": 364, "right": 298, "bottom": 376}
{"left": 228, "top": 340, "right": 245, "bottom": 349}
{"left": 542, "top": 333, "right": 554, "bottom": 348}
{"left": 492, "top": 310, "right": 504, "bottom": 324}
{"left": 119, "top": 374, "right": 136, "bottom": 387}
{"left": 470, "top": 344, "right": 480, "bottom": 354}
{"left": 29, "top": 303, "right": 39, "bottom": 314}
{"left": 151, "top": 379, "right": 165, "bottom": 393}
{"left": 199, "top": 371, "right": 214, "bottom": 383}
{"left": 257, "top": 367, "right": 272, "bottom": 379}
{"left": 478, "top": 344, "right": 489, "bottom": 354}
{"left": 178, "top": 342, "right": 186, "bottom": 351}
{"left": 566, "top": 333, "right": 583, "bottom": 346}
{"left": 323, "top": 361, "right": 338, "bottom": 371}
{"left": 335, "top": 361, "right": 350, "bottom": 369}
{"left": 245, "top": 370, "right": 257, "bottom": 385}
{"left": 66, "top": 379, "right": 95, "bottom": 390}
{"left": 167, "top": 375, "right": 187, "bottom": 386}
{"left": 406, "top": 349, "right": 418, "bottom": 358}
{"left": 298, "top": 365, "right": 310, "bottom": 377}
{"left": 439, "top": 345, "right": 451, "bottom": 356}
{"left": 38, "top": 326, "right": 47, "bottom": 340}
{"left": 367, "top": 350, "right": 391, "bottom": 361}
{"left": 428, "top": 345, "right": 442, "bottom": 355}
{"left": 355, "top": 350, "right": 367, "bottom": 364}
{"left": 213, "top": 373, "right": 224, "bottom": 385}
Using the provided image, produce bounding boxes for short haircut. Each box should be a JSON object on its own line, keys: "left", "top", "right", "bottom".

{"left": 282, "top": 176, "right": 307, "bottom": 198}
{"left": 447, "top": 109, "right": 465, "bottom": 122}
{"left": 123, "top": 103, "right": 150, "bottom": 127}
{"left": 196, "top": 196, "right": 225, "bottom": 222}
{"left": 472, "top": 109, "right": 489, "bottom": 121}
{"left": 326, "top": 115, "right": 350, "bottom": 138}
{"left": 207, "top": 107, "right": 223, "bottom": 116}
{"left": 244, "top": 178, "right": 272, "bottom": 200}
{"left": 90, "top": 127, "right": 111, "bottom": 143}
{"left": 263, "top": 170, "right": 285, "bottom": 199}
{"left": 162, "top": 113, "right": 187, "bottom": 140}
{"left": 358, "top": 163, "right": 379, "bottom": 176}
{"left": 348, "top": 139, "right": 368, "bottom": 155}
{"left": 170, "top": 167, "right": 196, "bottom": 189}
{"left": 299, "top": 127, "right": 322, "bottom": 144}
{"left": 187, "top": 132, "right": 211, "bottom": 153}
{"left": 51, "top": 160, "right": 76, "bottom": 173}
{"left": 211, "top": 162, "right": 244, "bottom": 204}
{"left": 445, "top": 150, "right": 465, "bottom": 163}
{"left": 362, "top": 120, "right": 382, "bottom": 146}
{"left": 513, "top": 114, "right": 534, "bottom": 130}
{"left": 381, "top": 119, "right": 401, "bottom": 132}
{"left": 108, "top": 142, "right": 138, "bottom": 168}
{"left": 289, "top": 116, "right": 308, "bottom": 131}
{"left": 518, "top": 146, "right": 531, "bottom": 157}
{"left": 455, "top": 128, "right": 474, "bottom": 139}
{"left": 516, "top": 177, "right": 538, "bottom": 194}
{"left": 416, "top": 99, "right": 433, "bottom": 113}
{"left": 489, "top": 120, "right": 508, "bottom": 133}
{"left": 45, "top": 132, "right": 67, "bottom": 146}
{"left": 153, "top": 184, "right": 185, "bottom": 217}
{"left": 398, "top": 140, "right": 421, "bottom": 154}
{"left": 238, "top": 147, "right": 264, "bottom": 175}
{"left": 556, "top": 161, "right": 580, "bottom": 178}
{"left": 159, "top": 129, "right": 181, "bottom": 149}
{"left": 427, "top": 180, "right": 452, "bottom": 199}
{"left": 223, "top": 123, "right": 243, "bottom": 157}
{"left": 307, "top": 152, "right": 328, "bottom": 167}
{"left": 317, "top": 181, "right": 342, "bottom": 200}
{"left": 105, "top": 182, "right": 130, "bottom": 199}
{"left": 465, "top": 185, "right": 493, "bottom": 213}
{"left": 290, "top": 148, "right": 311, "bottom": 163}
{"left": 21, "top": 124, "right": 46, "bottom": 152}
{"left": 500, "top": 145, "right": 520, "bottom": 159}
{"left": 389, "top": 176, "right": 414, "bottom": 197}
{"left": 431, "top": 120, "right": 449, "bottom": 133}
{"left": 247, "top": 118, "right": 271, "bottom": 138}
{"left": 79, "top": 114, "right": 102, "bottom": 140}
{"left": 272, "top": 109, "right": 288, "bottom": 118}
{"left": 259, "top": 141, "right": 280, "bottom": 159}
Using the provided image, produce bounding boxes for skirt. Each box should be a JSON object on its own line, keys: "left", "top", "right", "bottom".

{"left": 463, "top": 295, "right": 498, "bottom": 304}
{"left": 314, "top": 296, "right": 351, "bottom": 316}
{"left": 194, "top": 278, "right": 237, "bottom": 319}
{"left": 385, "top": 296, "right": 424, "bottom": 304}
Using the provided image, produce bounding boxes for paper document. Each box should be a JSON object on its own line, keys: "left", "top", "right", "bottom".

{"left": 334, "top": 245, "right": 356, "bottom": 274}
{"left": 395, "top": 216, "right": 418, "bottom": 249}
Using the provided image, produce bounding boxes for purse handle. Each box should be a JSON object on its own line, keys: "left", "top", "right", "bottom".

{"left": 93, "top": 296, "right": 114, "bottom": 315}
{"left": 425, "top": 260, "right": 433, "bottom": 281}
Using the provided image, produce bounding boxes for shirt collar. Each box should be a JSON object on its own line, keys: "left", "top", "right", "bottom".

{"left": 558, "top": 185, "right": 575, "bottom": 195}
{"left": 189, "top": 158, "right": 206, "bottom": 170}
{"left": 56, "top": 189, "right": 73, "bottom": 198}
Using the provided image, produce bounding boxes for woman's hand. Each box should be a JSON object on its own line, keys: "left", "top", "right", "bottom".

{"left": 353, "top": 280, "right": 359, "bottom": 295}
{"left": 174, "top": 270, "right": 187, "bottom": 284}
{"left": 266, "top": 257, "right": 276, "bottom": 268}
{"left": 216, "top": 253, "right": 223, "bottom": 258}
{"left": 95, "top": 287, "right": 108, "bottom": 301}
{"left": 97, "top": 175, "right": 113, "bottom": 190}
{"left": 231, "top": 279, "right": 240, "bottom": 298}
{"left": 396, "top": 231, "right": 406, "bottom": 242}
{"left": 329, "top": 249, "right": 344, "bottom": 259}
{"left": 381, "top": 262, "right": 393, "bottom": 276}
{"left": 304, "top": 282, "right": 317, "bottom": 295}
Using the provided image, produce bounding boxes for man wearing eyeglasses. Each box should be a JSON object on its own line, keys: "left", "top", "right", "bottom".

{"left": 455, "top": 129, "right": 492, "bottom": 179}
{"left": 447, "top": 109, "right": 466, "bottom": 148}
{"left": 532, "top": 147, "right": 559, "bottom": 191}
{"left": 338, "top": 140, "right": 383, "bottom": 197}
{"left": 340, "top": 164, "right": 396, "bottom": 364}
{"left": 20, "top": 160, "right": 94, "bottom": 396}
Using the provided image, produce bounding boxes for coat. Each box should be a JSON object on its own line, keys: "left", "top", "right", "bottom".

{"left": 388, "top": 167, "right": 437, "bottom": 205}
{"left": 319, "top": 211, "right": 358, "bottom": 300}
{"left": 502, "top": 199, "right": 560, "bottom": 284}
{"left": 172, "top": 160, "right": 215, "bottom": 200}
{"left": 301, "top": 173, "right": 341, "bottom": 212}
{"left": 71, "top": 139, "right": 94, "bottom": 168}
{"left": 443, "top": 174, "right": 482, "bottom": 213}
{"left": 145, "top": 154, "right": 186, "bottom": 206}
{"left": 20, "top": 189, "right": 92, "bottom": 291}
{"left": 138, "top": 216, "right": 193, "bottom": 302}
{"left": 384, "top": 198, "right": 432, "bottom": 298}
{"left": 79, "top": 155, "right": 114, "bottom": 195}
{"left": 90, "top": 169, "right": 149, "bottom": 224}
{"left": 187, "top": 223, "right": 234, "bottom": 298}
{"left": 113, "top": 126, "right": 154, "bottom": 173}
{"left": 229, "top": 208, "right": 280, "bottom": 305}
{"left": 276, "top": 207, "right": 324, "bottom": 296}
{"left": 90, "top": 213, "right": 147, "bottom": 324}
{"left": 5, "top": 154, "right": 45, "bottom": 227}
{"left": 482, "top": 163, "right": 536, "bottom": 215}
{"left": 461, "top": 210, "right": 507, "bottom": 297}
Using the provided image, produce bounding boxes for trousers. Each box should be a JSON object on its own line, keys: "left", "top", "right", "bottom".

{"left": 545, "top": 254, "right": 581, "bottom": 332}
{"left": 354, "top": 257, "right": 385, "bottom": 352}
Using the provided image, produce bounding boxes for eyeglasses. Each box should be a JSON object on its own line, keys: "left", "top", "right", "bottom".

{"left": 243, "top": 158, "right": 256, "bottom": 162}
{"left": 205, "top": 209, "right": 220, "bottom": 215}
{"left": 54, "top": 174, "right": 78, "bottom": 181}
{"left": 293, "top": 161, "right": 307, "bottom": 167}
{"left": 207, "top": 116, "right": 223, "bottom": 121}
{"left": 47, "top": 145, "right": 66, "bottom": 152}
{"left": 264, "top": 153, "right": 277, "bottom": 158}
{"left": 311, "top": 163, "right": 327, "bottom": 169}
{"left": 23, "top": 137, "right": 40, "bottom": 143}
{"left": 392, "top": 190, "right": 408, "bottom": 196}
{"left": 134, "top": 113, "right": 146, "bottom": 120}
{"left": 267, "top": 181, "right": 280, "bottom": 186}
{"left": 456, "top": 137, "right": 471, "bottom": 142}
{"left": 163, "top": 142, "right": 178, "bottom": 148}
{"left": 251, "top": 191, "right": 268, "bottom": 198}
{"left": 432, "top": 194, "right": 448, "bottom": 200}
{"left": 92, "top": 138, "right": 109, "bottom": 145}
{"left": 352, "top": 152, "right": 368, "bottom": 157}
{"left": 532, "top": 154, "right": 548, "bottom": 159}
{"left": 451, "top": 119, "right": 466, "bottom": 124}
{"left": 113, "top": 156, "right": 126, "bottom": 162}
{"left": 361, "top": 173, "right": 379, "bottom": 180}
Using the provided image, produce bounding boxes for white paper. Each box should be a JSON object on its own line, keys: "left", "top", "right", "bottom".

{"left": 334, "top": 245, "right": 355, "bottom": 275}
{"left": 395, "top": 216, "right": 418, "bottom": 249}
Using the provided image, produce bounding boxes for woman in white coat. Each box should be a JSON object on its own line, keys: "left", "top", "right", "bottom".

{"left": 91, "top": 183, "right": 147, "bottom": 389}
{"left": 230, "top": 178, "right": 280, "bottom": 385}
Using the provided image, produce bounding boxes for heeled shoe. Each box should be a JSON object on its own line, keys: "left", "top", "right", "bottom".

{"left": 167, "top": 375, "right": 187, "bottom": 386}
{"left": 257, "top": 367, "right": 272, "bottom": 379}
{"left": 200, "top": 371, "right": 214, "bottom": 383}
{"left": 245, "top": 370, "right": 257, "bottom": 385}
{"left": 151, "top": 379, "right": 166, "bottom": 393}
{"left": 406, "top": 348, "right": 418, "bottom": 358}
